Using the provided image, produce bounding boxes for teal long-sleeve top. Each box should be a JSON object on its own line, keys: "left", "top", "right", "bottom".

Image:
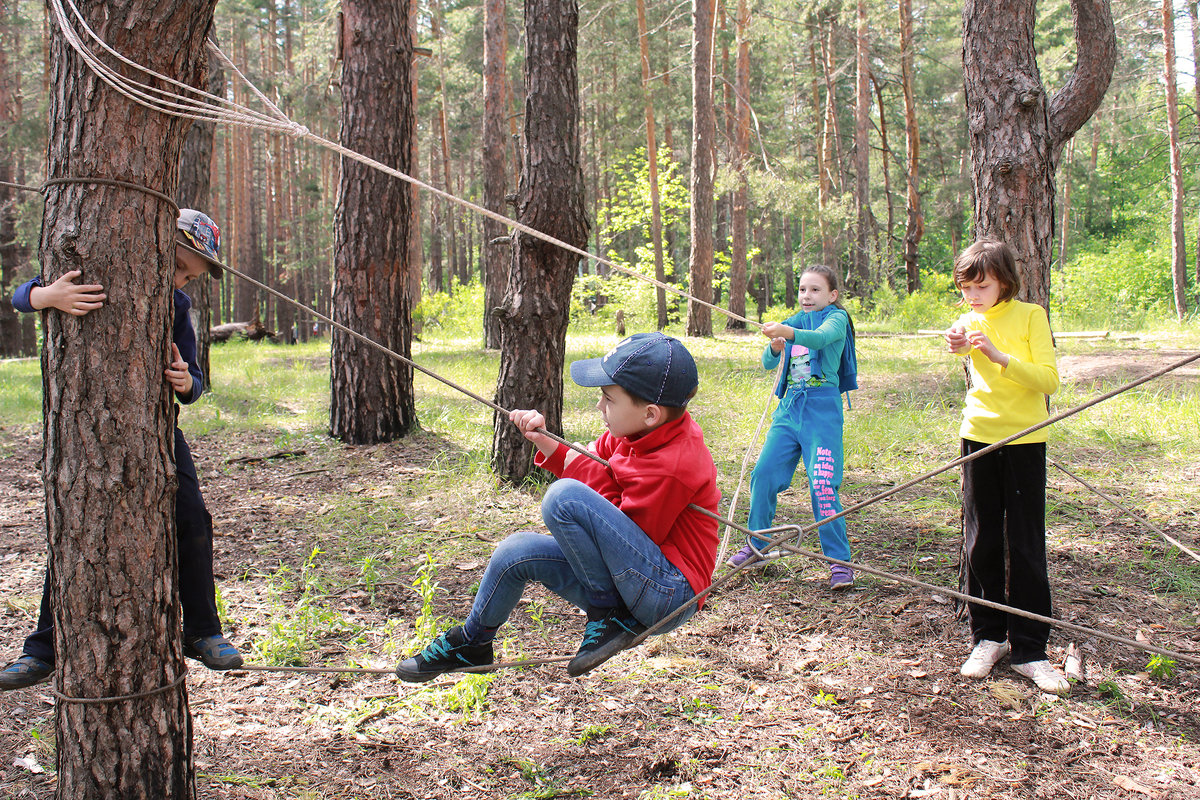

{"left": 762, "top": 306, "right": 850, "bottom": 396}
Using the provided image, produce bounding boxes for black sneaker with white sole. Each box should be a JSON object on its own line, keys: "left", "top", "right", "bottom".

{"left": 395, "top": 626, "right": 494, "bottom": 683}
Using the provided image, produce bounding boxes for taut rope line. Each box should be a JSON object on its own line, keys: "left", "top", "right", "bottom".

{"left": 47, "top": 0, "right": 760, "bottom": 329}
{"left": 225, "top": 253, "right": 1200, "bottom": 670}
{"left": 42, "top": 0, "right": 1200, "bottom": 674}
{"left": 1048, "top": 458, "right": 1200, "bottom": 564}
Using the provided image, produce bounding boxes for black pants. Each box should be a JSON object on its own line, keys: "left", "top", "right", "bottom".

{"left": 961, "top": 438, "right": 1051, "bottom": 664}
{"left": 24, "top": 427, "right": 222, "bottom": 663}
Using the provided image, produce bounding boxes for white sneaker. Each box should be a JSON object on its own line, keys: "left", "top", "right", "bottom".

{"left": 1012, "top": 660, "right": 1069, "bottom": 695}
{"left": 960, "top": 639, "right": 1010, "bottom": 679}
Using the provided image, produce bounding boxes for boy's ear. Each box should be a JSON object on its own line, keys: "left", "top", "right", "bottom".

{"left": 644, "top": 403, "right": 665, "bottom": 427}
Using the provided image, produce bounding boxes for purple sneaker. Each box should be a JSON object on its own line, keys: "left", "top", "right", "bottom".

{"left": 726, "top": 543, "right": 783, "bottom": 568}
{"left": 829, "top": 564, "right": 855, "bottom": 590}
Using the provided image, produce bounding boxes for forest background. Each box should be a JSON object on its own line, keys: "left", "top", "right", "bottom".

{"left": 1, "top": 0, "right": 1199, "bottom": 353}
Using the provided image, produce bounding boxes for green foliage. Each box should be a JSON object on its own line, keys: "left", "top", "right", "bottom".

{"left": 1053, "top": 237, "right": 1195, "bottom": 328}
{"left": 573, "top": 723, "right": 613, "bottom": 746}
{"left": 407, "top": 555, "right": 448, "bottom": 650}
{"left": 251, "top": 547, "right": 360, "bottom": 667}
{"left": 413, "top": 283, "right": 487, "bottom": 341}
{"left": 1145, "top": 654, "right": 1177, "bottom": 681}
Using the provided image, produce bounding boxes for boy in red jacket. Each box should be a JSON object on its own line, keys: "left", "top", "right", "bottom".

{"left": 397, "top": 333, "right": 720, "bottom": 680}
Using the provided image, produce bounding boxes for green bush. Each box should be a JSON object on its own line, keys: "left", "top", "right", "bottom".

{"left": 1052, "top": 238, "right": 1193, "bottom": 328}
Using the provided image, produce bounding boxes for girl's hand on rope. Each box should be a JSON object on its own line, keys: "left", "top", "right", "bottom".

{"left": 966, "top": 330, "right": 1010, "bottom": 367}
{"left": 165, "top": 343, "right": 194, "bottom": 399}
{"left": 944, "top": 325, "right": 971, "bottom": 355}
{"left": 761, "top": 321, "right": 793, "bottom": 342}
{"left": 508, "top": 408, "right": 559, "bottom": 459}
{"left": 769, "top": 336, "right": 787, "bottom": 355}
{"left": 31, "top": 270, "right": 106, "bottom": 316}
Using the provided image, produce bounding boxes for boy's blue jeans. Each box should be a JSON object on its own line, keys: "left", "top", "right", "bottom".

{"left": 747, "top": 385, "right": 851, "bottom": 562}
{"left": 462, "top": 478, "right": 696, "bottom": 643}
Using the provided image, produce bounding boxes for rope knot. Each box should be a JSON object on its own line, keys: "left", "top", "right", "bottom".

{"left": 288, "top": 122, "right": 310, "bottom": 138}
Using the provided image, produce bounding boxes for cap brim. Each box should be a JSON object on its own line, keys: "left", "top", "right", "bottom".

{"left": 177, "top": 239, "right": 225, "bottom": 279}
{"left": 569, "top": 358, "right": 615, "bottom": 387}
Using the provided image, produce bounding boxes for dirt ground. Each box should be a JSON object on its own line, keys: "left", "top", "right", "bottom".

{"left": 1, "top": 350, "right": 1198, "bottom": 799}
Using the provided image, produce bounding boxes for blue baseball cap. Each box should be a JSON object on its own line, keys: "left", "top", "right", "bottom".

{"left": 570, "top": 333, "right": 699, "bottom": 407}
{"left": 176, "top": 209, "right": 224, "bottom": 279}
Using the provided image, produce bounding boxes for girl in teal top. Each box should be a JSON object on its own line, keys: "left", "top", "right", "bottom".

{"left": 727, "top": 265, "right": 857, "bottom": 590}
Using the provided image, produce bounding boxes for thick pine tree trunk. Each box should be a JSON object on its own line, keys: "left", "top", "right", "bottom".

{"left": 686, "top": 0, "right": 715, "bottom": 337}
{"left": 178, "top": 45, "right": 224, "bottom": 384}
{"left": 482, "top": 0, "right": 508, "bottom": 348}
{"left": 962, "top": 0, "right": 1114, "bottom": 308}
{"left": 40, "top": 2, "right": 216, "bottom": 796}
{"left": 330, "top": 0, "right": 417, "bottom": 444}
{"left": 492, "top": 0, "right": 588, "bottom": 483}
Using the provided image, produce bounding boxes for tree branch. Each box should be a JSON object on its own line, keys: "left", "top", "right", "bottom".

{"left": 1048, "top": 0, "right": 1117, "bottom": 163}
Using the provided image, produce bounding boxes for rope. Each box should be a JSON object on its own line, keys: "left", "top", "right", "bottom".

{"left": 714, "top": 357, "right": 783, "bottom": 567}
{"left": 1049, "top": 458, "right": 1200, "bottom": 564}
{"left": 0, "top": 176, "right": 180, "bottom": 217}
{"left": 46, "top": 0, "right": 761, "bottom": 330}
{"left": 41, "top": 0, "right": 1200, "bottom": 675}
{"left": 52, "top": 670, "right": 186, "bottom": 704}
{"left": 236, "top": 655, "right": 572, "bottom": 678}
{"left": 42, "top": 177, "right": 180, "bottom": 217}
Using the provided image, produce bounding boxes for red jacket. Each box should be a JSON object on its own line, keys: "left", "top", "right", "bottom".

{"left": 534, "top": 412, "right": 721, "bottom": 605}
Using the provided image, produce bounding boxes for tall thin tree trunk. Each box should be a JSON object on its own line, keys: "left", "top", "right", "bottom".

{"left": 1190, "top": 0, "right": 1200, "bottom": 302}
{"left": 482, "top": 0, "right": 508, "bottom": 348}
{"left": 636, "top": 0, "right": 668, "bottom": 329}
{"left": 852, "top": 0, "right": 871, "bottom": 294}
{"left": 0, "top": 0, "right": 27, "bottom": 357}
{"left": 1058, "top": 137, "right": 1073, "bottom": 269}
{"left": 686, "top": 0, "right": 716, "bottom": 337}
{"left": 492, "top": 0, "right": 589, "bottom": 482}
{"left": 900, "top": 0, "right": 923, "bottom": 293}
{"left": 178, "top": 43, "right": 224, "bottom": 384}
{"left": 1163, "top": 0, "right": 1188, "bottom": 320}
{"left": 726, "top": 0, "right": 750, "bottom": 330}
{"left": 873, "top": 71, "right": 894, "bottom": 276}
{"left": 41, "top": 2, "right": 217, "bottom": 795}
{"left": 330, "top": 0, "right": 417, "bottom": 443}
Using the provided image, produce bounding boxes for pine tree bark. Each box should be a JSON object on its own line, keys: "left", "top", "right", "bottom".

{"left": 686, "top": 0, "right": 716, "bottom": 337}
{"left": 1163, "top": 0, "right": 1188, "bottom": 320}
{"left": 482, "top": 0, "right": 508, "bottom": 348}
{"left": 962, "top": 0, "right": 1115, "bottom": 308}
{"left": 41, "top": 1, "right": 217, "bottom": 796}
{"left": 330, "top": 0, "right": 417, "bottom": 444}
{"left": 492, "top": 0, "right": 588, "bottom": 483}
{"left": 1190, "top": 0, "right": 1200, "bottom": 300}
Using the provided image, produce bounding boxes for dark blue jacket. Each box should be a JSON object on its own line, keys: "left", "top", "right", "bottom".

{"left": 13, "top": 276, "right": 204, "bottom": 403}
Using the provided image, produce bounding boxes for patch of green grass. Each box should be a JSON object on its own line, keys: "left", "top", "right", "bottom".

{"left": 0, "top": 357, "right": 41, "bottom": 427}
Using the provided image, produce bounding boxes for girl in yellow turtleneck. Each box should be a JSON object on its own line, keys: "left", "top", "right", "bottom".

{"left": 944, "top": 239, "right": 1068, "bottom": 696}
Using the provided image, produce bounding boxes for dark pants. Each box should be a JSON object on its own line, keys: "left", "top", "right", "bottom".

{"left": 24, "top": 427, "right": 222, "bottom": 663}
{"left": 961, "top": 438, "right": 1051, "bottom": 664}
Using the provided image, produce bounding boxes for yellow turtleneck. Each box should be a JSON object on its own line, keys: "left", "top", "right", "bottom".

{"left": 955, "top": 299, "right": 1060, "bottom": 444}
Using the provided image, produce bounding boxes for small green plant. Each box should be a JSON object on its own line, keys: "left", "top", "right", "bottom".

{"left": 1146, "top": 654, "right": 1177, "bottom": 680}
{"left": 812, "top": 690, "right": 838, "bottom": 707}
{"left": 358, "top": 555, "right": 381, "bottom": 603}
{"left": 409, "top": 555, "right": 446, "bottom": 647}
{"left": 1098, "top": 679, "right": 1133, "bottom": 714}
{"left": 574, "top": 723, "right": 613, "bottom": 745}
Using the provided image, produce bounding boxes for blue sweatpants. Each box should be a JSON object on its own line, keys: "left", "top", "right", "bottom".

{"left": 747, "top": 385, "right": 850, "bottom": 562}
